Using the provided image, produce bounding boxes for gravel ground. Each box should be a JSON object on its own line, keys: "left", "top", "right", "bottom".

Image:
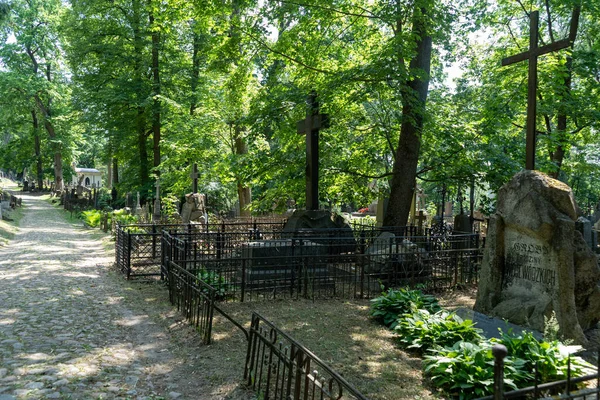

{"left": 0, "top": 189, "right": 250, "bottom": 400}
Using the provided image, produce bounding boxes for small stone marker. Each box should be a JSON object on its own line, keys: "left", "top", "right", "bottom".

{"left": 474, "top": 171, "right": 600, "bottom": 345}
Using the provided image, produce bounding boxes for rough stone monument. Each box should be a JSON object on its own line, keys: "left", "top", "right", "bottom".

{"left": 474, "top": 170, "right": 600, "bottom": 345}
{"left": 181, "top": 193, "right": 207, "bottom": 224}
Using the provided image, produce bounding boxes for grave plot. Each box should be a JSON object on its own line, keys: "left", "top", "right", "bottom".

{"left": 161, "top": 224, "right": 484, "bottom": 301}
{"left": 116, "top": 219, "right": 287, "bottom": 279}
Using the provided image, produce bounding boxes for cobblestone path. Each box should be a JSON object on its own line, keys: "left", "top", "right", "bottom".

{"left": 0, "top": 193, "right": 222, "bottom": 400}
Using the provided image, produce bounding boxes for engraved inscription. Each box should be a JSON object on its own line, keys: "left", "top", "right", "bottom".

{"left": 504, "top": 240, "right": 555, "bottom": 289}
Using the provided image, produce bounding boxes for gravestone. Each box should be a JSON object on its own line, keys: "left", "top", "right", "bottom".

{"left": 474, "top": 170, "right": 600, "bottom": 345}
{"left": 241, "top": 239, "right": 329, "bottom": 287}
{"left": 181, "top": 193, "right": 207, "bottom": 224}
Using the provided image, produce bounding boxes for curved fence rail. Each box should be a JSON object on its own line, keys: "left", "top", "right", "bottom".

{"left": 167, "top": 261, "right": 215, "bottom": 345}
{"left": 245, "top": 312, "right": 369, "bottom": 400}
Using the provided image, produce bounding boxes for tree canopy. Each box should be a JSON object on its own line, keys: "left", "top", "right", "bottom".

{"left": 0, "top": 0, "right": 598, "bottom": 219}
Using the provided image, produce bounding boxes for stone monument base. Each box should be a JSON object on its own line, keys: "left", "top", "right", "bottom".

{"left": 474, "top": 170, "right": 600, "bottom": 345}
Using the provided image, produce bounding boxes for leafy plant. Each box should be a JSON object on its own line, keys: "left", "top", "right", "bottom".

{"left": 394, "top": 309, "right": 483, "bottom": 352}
{"left": 112, "top": 209, "right": 139, "bottom": 227}
{"left": 81, "top": 209, "right": 102, "bottom": 228}
{"left": 424, "top": 341, "right": 527, "bottom": 399}
{"left": 492, "top": 330, "right": 592, "bottom": 387}
{"left": 196, "top": 268, "right": 229, "bottom": 299}
{"left": 370, "top": 287, "right": 441, "bottom": 329}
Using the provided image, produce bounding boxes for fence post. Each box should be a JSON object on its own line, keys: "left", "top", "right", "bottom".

{"left": 152, "top": 223, "right": 157, "bottom": 259}
{"left": 492, "top": 344, "right": 507, "bottom": 400}
{"left": 241, "top": 258, "right": 246, "bottom": 303}
{"left": 126, "top": 232, "right": 132, "bottom": 280}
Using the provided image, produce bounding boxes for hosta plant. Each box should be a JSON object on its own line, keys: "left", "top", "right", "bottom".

{"left": 492, "top": 330, "right": 593, "bottom": 387}
{"left": 394, "top": 309, "right": 483, "bottom": 352}
{"left": 424, "top": 340, "right": 528, "bottom": 400}
{"left": 370, "top": 287, "right": 441, "bottom": 329}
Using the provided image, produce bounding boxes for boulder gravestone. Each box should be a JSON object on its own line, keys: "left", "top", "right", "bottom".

{"left": 474, "top": 170, "right": 600, "bottom": 345}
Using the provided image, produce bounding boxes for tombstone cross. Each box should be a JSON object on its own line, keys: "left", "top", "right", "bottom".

{"left": 416, "top": 210, "right": 427, "bottom": 235}
{"left": 296, "top": 91, "right": 329, "bottom": 211}
{"left": 502, "top": 10, "right": 574, "bottom": 170}
{"left": 190, "top": 163, "right": 199, "bottom": 194}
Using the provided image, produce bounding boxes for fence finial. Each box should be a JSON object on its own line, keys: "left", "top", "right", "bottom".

{"left": 492, "top": 344, "right": 508, "bottom": 400}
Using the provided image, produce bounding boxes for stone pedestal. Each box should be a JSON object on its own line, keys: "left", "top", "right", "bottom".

{"left": 474, "top": 171, "right": 600, "bottom": 345}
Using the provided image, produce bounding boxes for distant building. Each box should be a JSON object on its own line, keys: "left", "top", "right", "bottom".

{"left": 74, "top": 167, "right": 103, "bottom": 188}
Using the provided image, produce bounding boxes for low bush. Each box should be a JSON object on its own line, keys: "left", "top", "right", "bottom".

{"left": 424, "top": 340, "right": 528, "bottom": 399}
{"left": 81, "top": 209, "right": 102, "bottom": 228}
{"left": 492, "top": 330, "right": 593, "bottom": 386}
{"left": 370, "top": 287, "right": 441, "bottom": 329}
{"left": 394, "top": 309, "right": 483, "bottom": 352}
{"left": 197, "top": 268, "right": 229, "bottom": 299}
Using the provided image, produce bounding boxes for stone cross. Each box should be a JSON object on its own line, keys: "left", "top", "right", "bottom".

{"left": 153, "top": 180, "right": 161, "bottom": 222}
{"left": 296, "top": 91, "right": 329, "bottom": 211}
{"left": 415, "top": 210, "right": 427, "bottom": 235}
{"left": 191, "top": 163, "right": 198, "bottom": 194}
{"left": 502, "top": 10, "right": 574, "bottom": 170}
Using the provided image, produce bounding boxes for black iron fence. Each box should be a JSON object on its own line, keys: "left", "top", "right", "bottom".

{"left": 167, "top": 261, "right": 215, "bottom": 344}
{"left": 161, "top": 228, "right": 482, "bottom": 300}
{"left": 117, "top": 221, "right": 288, "bottom": 279}
{"left": 245, "top": 312, "right": 368, "bottom": 400}
{"left": 476, "top": 344, "right": 600, "bottom": 400}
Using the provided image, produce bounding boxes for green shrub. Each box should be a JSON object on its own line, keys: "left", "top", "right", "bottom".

{"left": 394, "top": 309, "right": 483, "bottom": 352}
{"left": 492, "top": 330, "right": 592, "bottom": 387}
{"left": 370, "top": 287, "right": 441, "bottom": 329}
{"left": 81, "top": 210, "right": 102, "bottom": 228}
{"left": 196, "top": 268, "right": 229, "bottom": 299}
{"left": 112, "top": 209, "right": 139, "bottom": 227}
{"left": 424, "top": 341, "right": 528, "bottom": 399}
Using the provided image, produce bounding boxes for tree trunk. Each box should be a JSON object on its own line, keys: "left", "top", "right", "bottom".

{"left": 132, "top": 0, "right": 149, "bottom": 187}
{"left": 31, "top": 110, "right": 43, "bottom": 190}
{"left": 383, "top": 3, "right": 432, "bottom": 227}
{"left": 112, "top": 157, "right": 119, "bottom": 185}
{"left": 149, "top": 10, "right": 161, "bottom": 172}
{"left": 549, "top": 6, "right": 580, "bottom": 179}
{"left": 235, "top": 131, "right": 251, "bottom": 217}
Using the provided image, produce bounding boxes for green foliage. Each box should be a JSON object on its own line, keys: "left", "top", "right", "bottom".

{"left": 492, "top": 330, "right": 592, "bottom": 386}
{"left": 423, "top": 341, "right": 526, "bottom": 399}
{"left": 370, "top": 287, "right": 441, "bottom": 329}
{"left": 112, "top": 209, "right": 138, "bottom": 227}
{"left": 80, "top": 209, "right": 102, "bottom": 228}
{"left": 394, "top": 309, "right": 483, "bottom": 352}
{"left": 196, "top": 267, "right": 228, "bottom": 300}
{"left": 423, "top": 331, "right": 594, "bottom": 399}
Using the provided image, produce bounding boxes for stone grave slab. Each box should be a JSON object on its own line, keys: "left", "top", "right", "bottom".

{"left": 241, "top": 239, "right": 330, "bottom": 286}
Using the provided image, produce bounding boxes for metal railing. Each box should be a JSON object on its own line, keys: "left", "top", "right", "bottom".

{"left": 167, "top": 261, "right": 216, "bottom": 345}
{"left": 244, "top": 312, "right": 369, "bottom": 400}
{"left": 476, "top": 344, "right": 600, "bottom": 400}
{"left": 160, "top": 229, "right": 482, "bottom": 300}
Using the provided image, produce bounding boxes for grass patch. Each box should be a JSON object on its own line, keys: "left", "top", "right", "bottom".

{"left": 0, "top": 204, "right": 24, "bottom": 247}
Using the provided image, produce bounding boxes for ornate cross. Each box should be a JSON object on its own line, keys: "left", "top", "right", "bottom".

{"left": 502, "top": 10, "right": 573, "bottom": 170}
{"left": 296, "top": 92, "right": 329, "bottom": 211}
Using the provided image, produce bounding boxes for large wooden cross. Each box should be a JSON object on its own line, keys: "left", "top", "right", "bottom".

{"left": 296, "top": 92, "right": 329, "bottom": 211}
{"left": 502, "top": 10, "right": 573, "bottom": 170}
{"left": 190, "top": 163, "right": 199, "bottom": 194}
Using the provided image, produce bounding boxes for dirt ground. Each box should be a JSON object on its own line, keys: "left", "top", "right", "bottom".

{"left": 122, "top": 277, "right": 478, "bottom": 400}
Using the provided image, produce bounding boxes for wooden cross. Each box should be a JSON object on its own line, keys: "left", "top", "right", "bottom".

{"left": 296, "top": 92, "right": 329, "bottom": 211}
{"left": 502, "top": 10, "right": 573, "bottom": 170}
{"left": 190, "top": 163, "right": 199, "bottom": 194}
